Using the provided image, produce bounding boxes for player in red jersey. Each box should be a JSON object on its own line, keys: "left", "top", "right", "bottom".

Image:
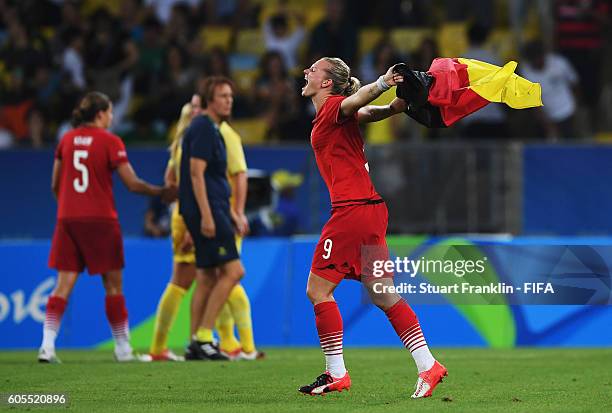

{"left": 39, "top": 92, "right": 176, "bottom": 363}
{"left": 297, "top": 58, "right": 447, "bottom": 398}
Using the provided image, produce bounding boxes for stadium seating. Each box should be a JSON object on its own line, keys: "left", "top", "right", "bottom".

{"left": 236, "top": 29, "right": 266, "bottom": 55}
{"left": 232, "top": 68, "right": 260, "bottom": 95}
{"left": 390, "top": 28, "right": 434, "bottom": 56}
{"left": 486, "top": 28, "right": 518, "bottom": 62}
{"left": 358, "top": 27, "right": 384, "bottom": 59}
{"left": 200, "top": 26, "right": 232, "bottom": 51}
{"left": 437, "top": 22, "right": 469, "bottom": 57}
{"left": 230, "top": 118, "right": 268, "bottom": 144}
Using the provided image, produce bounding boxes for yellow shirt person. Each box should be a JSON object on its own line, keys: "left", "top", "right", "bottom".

{"left": 220, "top": 121, "right": 248, "bottom": 251}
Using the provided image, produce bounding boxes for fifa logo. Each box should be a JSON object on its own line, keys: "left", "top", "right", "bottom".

{"left": 522, "top": 283, "right": 555, "bottom": 294}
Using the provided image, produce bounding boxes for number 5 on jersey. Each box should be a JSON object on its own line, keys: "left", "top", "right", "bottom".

{"left": 322, "top": 238, "right": 333, "bottom": 259}
{"left": 73, "top": 150, "right": 89, "bottom": 193}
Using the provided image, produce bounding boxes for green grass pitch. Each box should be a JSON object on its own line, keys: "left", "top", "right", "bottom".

{"left": 1, "top": 348, "right": 611, "bottom": 412}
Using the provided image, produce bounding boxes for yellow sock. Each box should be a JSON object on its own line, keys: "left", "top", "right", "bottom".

{"left": 215, "top": 303, "right": 241, "bottom": 353}
{"left": 150, "top": 283, "right": 186, "bottom": 355}
{"left": 196, "top": 327, "right": 213, "bottom": 343}
{"left": 227, "top": 284, "right": 255, "bottom": 353}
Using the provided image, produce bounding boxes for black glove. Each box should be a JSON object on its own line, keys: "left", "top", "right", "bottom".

{"left": 392, "top": 63, "right": 434, "bottom": 108}
{"left": 392, "top": 63, "right": 445, "bottom": 128}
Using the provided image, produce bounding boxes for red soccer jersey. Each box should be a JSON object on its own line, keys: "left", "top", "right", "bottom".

{"left": 310, "top": 95, "right": 380, "bottom": 206}
{"left": 55, "top": 126, "right": 128, "bottom": 220}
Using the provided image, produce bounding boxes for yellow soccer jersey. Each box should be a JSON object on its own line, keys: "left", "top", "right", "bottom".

{"left": 171, "top": 205, "right": 195, "bottom": 263}
{"left": 167, "top": 141, "right": 195, "bottom": 262}
{"left": 169, "top": 120, "right": 246, "bottom": 263}
{"left": 171, "top": 122, "right": 246, "bottom": 190}
{"left": 220, "top": 121, "right": 247, "bottom": 207}
{"left": 168, "top": 142, "right": 183, "bottom": 184}
{"left": 221, "top": 121, "right": 247, "bottom": 176}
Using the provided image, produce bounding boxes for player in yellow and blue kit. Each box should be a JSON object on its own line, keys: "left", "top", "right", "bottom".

{"left": 148, "top": 96, "right": 201, "bottom": 361}
{"left": 200, "top": 120, "right": 263, "bottom": 360}
{"left": 149, "top": 87, "right": 261, "bottom": 360}
{"left": 180, "top": 77, "right": 244, "bottom": 360}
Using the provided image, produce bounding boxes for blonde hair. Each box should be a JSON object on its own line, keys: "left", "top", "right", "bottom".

{"left": 322, "top": 57, "right": 361, "bottom": 96}
{"left": 169, "top": 102, "right": 193, "bottom": 158}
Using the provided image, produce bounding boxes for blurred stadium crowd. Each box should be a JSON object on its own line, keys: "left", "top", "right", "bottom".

{"left": 0, "top": 0, "right": 610, "bottom": 148}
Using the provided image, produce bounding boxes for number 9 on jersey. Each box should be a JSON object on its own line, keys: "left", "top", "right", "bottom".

{"left": 322, "top": 238, "right": 333, "bottom": 259}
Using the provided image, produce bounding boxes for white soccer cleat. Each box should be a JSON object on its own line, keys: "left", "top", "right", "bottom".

{"left": 114, "top": 346, "right": 150, "bottom": 362}
{"left": 38, "top": 347, "right": 61, "bottom": 364}
{"left": 135, "top": 353, "right": 154, "bottom": 362}
{"left": 114, "top": 349, "right": 135, "bottom": 362}
{"left": 411, "top": 360, "right": 448, "bottom": 398}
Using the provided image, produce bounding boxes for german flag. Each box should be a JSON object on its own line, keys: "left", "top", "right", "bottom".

{"left": 394, "top": 58, "right": 542, "bottom": 128}
{"left": 427, "top": 58, "right": 542, "bottom": 127}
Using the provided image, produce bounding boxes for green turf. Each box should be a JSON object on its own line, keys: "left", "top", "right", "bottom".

{"left": 1, "top": 348, "right": 611, "bottom": 412}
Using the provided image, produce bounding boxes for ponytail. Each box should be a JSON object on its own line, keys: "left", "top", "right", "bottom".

{"left": 322, "top": 57, "right": 361, "bottom": 96}
{"left": 71, "top": 91, "right": 111, "bottom": 127}
{"left": 71, "top": 107, "right": 83, "bottom": 127}
{"left": 344, "top": 76, "right": 361, "bottom": 96}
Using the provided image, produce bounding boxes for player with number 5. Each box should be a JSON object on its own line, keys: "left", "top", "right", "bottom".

{"left": 299, "top": 58, "right": 446, "bottom": 398}
{"left": 40, "top": 92, "right": 176, "bottom": 363}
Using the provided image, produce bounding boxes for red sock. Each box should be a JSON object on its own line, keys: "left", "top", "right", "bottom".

{"left": 105, "top": 294, "right": 130, "bottom": 345}
{"left": 314, "top": 301, "right": 346, "bottom": 377}
{"left": 315, "top": 301, "right": 343, "bottom": 354}
{"left": 384, "top": 299, "right": 427, "bottom": 352}
{"left": 44, "top": 295, "right": 67, "bottom": 334}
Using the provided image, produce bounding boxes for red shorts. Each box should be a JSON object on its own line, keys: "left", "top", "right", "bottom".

{"left": 311, "top": 202, "right": 391, "bottom": 284}
{"left": 49, "top": 219, "right": 124, "bottom": 275}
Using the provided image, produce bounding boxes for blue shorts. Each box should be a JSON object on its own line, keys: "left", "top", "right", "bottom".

{"left": 183, "top": 208, "right": 239, "bottom": 269}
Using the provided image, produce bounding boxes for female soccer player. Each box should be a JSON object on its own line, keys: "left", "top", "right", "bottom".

{"left": 148, "top": 97, "right": 201, "bottom": 362}
{"left": 40, "top": 92, "right": 175, "bottom": 363}
{"left": 298, "top": 58, "right": 447, "bottom": 398}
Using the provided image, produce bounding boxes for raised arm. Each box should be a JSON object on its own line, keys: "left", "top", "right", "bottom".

{"left": 357, "top": 97, "right": 408, "bottom": 124}
{"left": 340, "top": 65, "right": 403, "bottom": 118}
